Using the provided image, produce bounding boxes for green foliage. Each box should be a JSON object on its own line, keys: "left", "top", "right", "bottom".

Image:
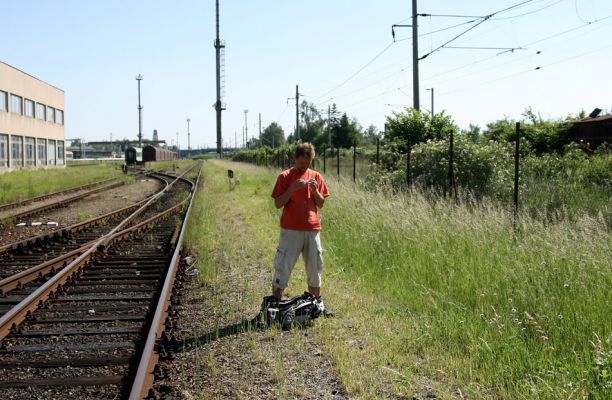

{"left": 258, "top": 122, "right": 286, "bottom": 148}
{"left": 384, "top": 108, "right": 457, "bottom": 148}
{"left": 482, "top": 109, "right": 573, "bottom": 155}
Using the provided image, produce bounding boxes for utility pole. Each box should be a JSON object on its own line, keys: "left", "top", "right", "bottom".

{"left": 327, "top": 105, "right": 332, "bottom": 146}
{"left": 186, "top": 118, "right": 191, "bottom": 151}
{"left": 391, "top": 0, "right": 419, "bottom": 111}
{"left": 426, "top": 88, "right": 434, "bottom": 115}
{"left": 235, "top": 131, "right": 237, "bottom": 150}
{"left": 258, "top": 113, "right": 261, "bottom": 146}
{"left": 176, "top": 132, "right": 179, "bottom": 157}
{"left": 243, "top": 110, "right": 248, "bottom": 148}
{"left": 136, "top": 74, "right": 143, "bottom": 146}
{"left": 214, "top": 0, "right": 226, "bottom": 157}
{"left": 287, "top": 85, "right": 300, "bottom": 141}
{"left": 412, "top": 0, "right": 420, "bottom": 111}
{"left": 295, "top": 85, "right": 300, "bottom": 141}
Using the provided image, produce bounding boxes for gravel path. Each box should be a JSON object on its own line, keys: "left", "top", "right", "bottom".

{"left": 0, "top": 178, "right": 161, "bottom": 246}
{"left": 153, "top": 212, "right": 349, "bottom": 399}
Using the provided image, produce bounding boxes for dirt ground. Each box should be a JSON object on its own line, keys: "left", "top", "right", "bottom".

{"left": 153, "top": 214, "right": 349, "bottom": 399}
{"left": 0, "top": 178, "right": 161, "bottom": 246}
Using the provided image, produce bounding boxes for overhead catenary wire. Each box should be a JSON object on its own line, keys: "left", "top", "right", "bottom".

{"left": 419, "top": 0, "right": 536, "bottom": 60}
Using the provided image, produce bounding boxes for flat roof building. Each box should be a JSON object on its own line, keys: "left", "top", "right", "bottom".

{"left": 0, "top": 61, "right": 66, "bottom": 173}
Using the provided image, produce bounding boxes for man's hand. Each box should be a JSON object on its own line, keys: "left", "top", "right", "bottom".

{"left": 307, "top": 179, "right": 318, "bottom": 190}
{"left": 289, "top": 179, "right": 308, "bottom": 193}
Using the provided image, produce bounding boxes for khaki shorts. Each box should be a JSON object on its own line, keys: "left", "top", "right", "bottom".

{"left": 272, "top": 228, "right": 324, "bottom": 289}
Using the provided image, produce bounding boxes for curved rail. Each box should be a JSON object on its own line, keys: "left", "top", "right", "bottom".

{"left": 0, "top": 166, "right": 197, "bottom": 341}
{"left": 129, "top": 166, "right": 201, "bottom": 399}
{"left": 0, "top": 177, "right": 119, "bottom": 213}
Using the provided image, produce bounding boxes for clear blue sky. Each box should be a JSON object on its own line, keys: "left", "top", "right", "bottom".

{"left": 3, "top": 0, "right": 611, "bottom": 148}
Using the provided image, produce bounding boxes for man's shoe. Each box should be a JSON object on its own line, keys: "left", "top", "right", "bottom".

{"left": 315, "top": 297, "right": 335, "bottom": 318}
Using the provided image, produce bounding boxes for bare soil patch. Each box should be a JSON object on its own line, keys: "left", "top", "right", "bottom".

{"left": 153, "top": 209, "right": 349, "bottom": 399}
{"left": 0, "top": 178, "right": 160, "bottom": 246}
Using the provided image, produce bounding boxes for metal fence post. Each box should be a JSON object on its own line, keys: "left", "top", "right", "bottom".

{"left": 323, "top": 146, "right": 326, "bottom": 174}
{"left": 337, "top": 146, "right": 340, "bottom": 178}
{"left": 514, "top": 122, "right": 520, "bottom": 230}
{"left": 353, "top": 142, "right": 356, "bottom": 182}
{"left": 448, "top": 128, "right": 457, "bottom": 199}
{"left": 406, "top": 142, "right": 411, "bottom": 187}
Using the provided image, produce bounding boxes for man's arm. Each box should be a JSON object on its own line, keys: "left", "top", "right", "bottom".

{"left": 308, "top": 179, "right": 326, "bottom": 208}
{"left": 274, "top": 179, "right": 307, "bottom": 208}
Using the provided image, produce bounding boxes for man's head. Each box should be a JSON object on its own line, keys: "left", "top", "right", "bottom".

{"left": 293, "top": 143, "right": 315, "bottom": 172}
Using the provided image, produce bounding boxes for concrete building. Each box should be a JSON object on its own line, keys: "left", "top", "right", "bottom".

{"left": 0, "top": 61, "right": 66, "bottom": 173}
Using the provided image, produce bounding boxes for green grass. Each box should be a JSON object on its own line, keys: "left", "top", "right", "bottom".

{"left": 0, "top": 163, "right": 128, "bottom": 205}
{"left": 186, "top": 160, "right": 611, "bottom": 399}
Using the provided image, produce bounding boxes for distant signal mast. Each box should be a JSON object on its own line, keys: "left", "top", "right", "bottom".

{"left": 214, "top": 0, "right": 226, "bottom": 157}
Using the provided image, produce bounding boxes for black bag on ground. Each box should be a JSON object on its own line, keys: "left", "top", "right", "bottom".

{"left": 260, "top": 292, "right": 323, "bottom": 330}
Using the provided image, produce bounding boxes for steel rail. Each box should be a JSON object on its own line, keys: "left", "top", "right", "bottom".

{"left": 0, "top": 167, "right": 197, "bottom": 341}
{"left": 0, "top": 175, "right": 170, "bottom": 256}
{"left": 129, "top": 165, "right": 201, "bottom": 400}
{"left": 0, "top": 180, "right": 127, "bottom": 224}
{"left": 0, "top": 177, "right": 119, "bottom": 213}
{"left": 0, "top": 172, "right": 172, "bottom": 296}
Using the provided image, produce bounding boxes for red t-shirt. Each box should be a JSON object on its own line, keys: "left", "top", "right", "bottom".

{"left": 271, "top": 167, "right": 330, "bottom": 231}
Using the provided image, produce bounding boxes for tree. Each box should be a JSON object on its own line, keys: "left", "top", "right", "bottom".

{"left": 332, "top": 113, "right": 360, "bottom": 148}
{"left": 260, "top": 122, "right": 285, "bottom": 148}
{"left": 384, "top": 108, "right": 456, "bottom": 148}
{"left": 363, "top": 124, "right": 379, "bottom": 145}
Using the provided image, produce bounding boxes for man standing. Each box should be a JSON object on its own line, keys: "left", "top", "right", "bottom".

{"left": 271, "top": 143, "right": 333, "bottom": 315}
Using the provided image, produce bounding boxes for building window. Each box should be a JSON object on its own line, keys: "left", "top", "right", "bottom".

{"left": 24, "top": 99, "right": 35, "bottom": 118}
{"left": 37, "top": 138, "right": 47, "bottom": 166}
{"left": 36, "top": 103, "right": 46, "bottom": 120}
{"left": 24, "top": 137, "right": 35, "bottom": 167}
{"left": 48, "top": 139, "right": 56, "bottom": 165}
{"left": 0, "top": 134, "right": 8, "bottom": 168}
{"left": 57, "top": 140, "right": 65, "bottom": 165}
{"left": 47, "top": 106, "right": 55, "bottom": 123}
{"left": 56, "top": 109, "right": 64, "bottom": 125}
{"left": 0, "top": 91, "right": 7, "bottom": 112}
{"left": 11, "top": 135, "right": 23, "bottom": 168}
{"left": 10, "top": 94, "right": 23, "bottom": 115}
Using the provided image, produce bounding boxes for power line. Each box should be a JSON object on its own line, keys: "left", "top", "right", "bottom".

{"left": 492, "top": 0, "right": 565, "bottom": 20}
{"left": 310, "top": 42, "right": 395, "bottom": 103}
{"left": 419, "top": 0, "right": 536, "bottom": 61}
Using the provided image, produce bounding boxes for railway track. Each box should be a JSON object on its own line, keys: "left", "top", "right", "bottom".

{"left": 0, "top": 179, "right": 127, "bottom": 226}
{"left": 0, "top": 164, "right": 200, "bottom": 399}
{"left": 0, "top": 169, "right": 192, "bottom": 306}
{"left": 0, "top": 177, "right": 120, "bottom": 214}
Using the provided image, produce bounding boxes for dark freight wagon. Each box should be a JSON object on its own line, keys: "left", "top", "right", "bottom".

{"left": 125, "top": 146, "right": 143, "bottom": 165}
{"left": 142, "top": 145, "right": 175, "bottom": 162}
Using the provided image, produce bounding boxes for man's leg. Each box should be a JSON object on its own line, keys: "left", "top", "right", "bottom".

{"left": 308, "top": 285, "right": 320, "bottom": 297}
{"left": 272, "top": 228, "right": 303, "bottom": 300}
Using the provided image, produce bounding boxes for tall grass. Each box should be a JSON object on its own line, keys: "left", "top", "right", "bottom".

{"left": 185, "top": 160, "right": 610, "bottom": 399}
{"left": 0, "top": 164, "right": 126, "bottom": 204}
{"left": 320, "top": 177, "right": 610, "bottom": 398}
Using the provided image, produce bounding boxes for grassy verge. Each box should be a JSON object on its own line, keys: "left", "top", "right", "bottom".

{"left": 186, "top": 160, "right": 611, "bottom": 399}
{"left": 0, "top": 164, "right": 128, "bottom": 204}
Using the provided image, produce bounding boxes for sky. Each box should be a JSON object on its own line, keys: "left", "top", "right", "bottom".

{"left": 3, "top": 0, "right": 612, "bottom": 149}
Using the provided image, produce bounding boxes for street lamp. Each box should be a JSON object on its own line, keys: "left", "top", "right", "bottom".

{"left": 136, "top": 74, "right": 143, "bottom": 147}
{"left": 186, "top": 118, "right": 191, "bottom": 151}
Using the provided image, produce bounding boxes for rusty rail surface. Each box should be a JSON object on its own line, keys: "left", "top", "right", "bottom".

{"left": 0, "top": 164, "right": 200, "bottom": 399}
{"left": 0, "top": 166, "right": 197, "bottom": 341}
{"left": 0, "top": 180, "right": 126, "bottom": 225}
{"left": 0, "top": 177, "right": 119, "bottom": 213}
{"left": 129, "top": 166, "right": 201, "bottom": 400}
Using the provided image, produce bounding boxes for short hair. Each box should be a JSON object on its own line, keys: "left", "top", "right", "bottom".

{"left": 295, "top": 142, "right": 315, "bottom": 159}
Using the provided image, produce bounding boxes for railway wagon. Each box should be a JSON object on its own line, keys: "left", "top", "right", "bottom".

{"left": 142, "top": 145, "right": 175, "bottom": 162}
{"left": 125, "top": 146, "right": 143, "bottom": 165}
